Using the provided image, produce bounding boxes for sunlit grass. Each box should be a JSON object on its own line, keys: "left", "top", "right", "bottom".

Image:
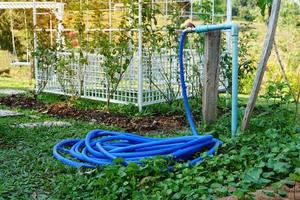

{"left": 0, "top": 50, "right": 33, "bottom": 90}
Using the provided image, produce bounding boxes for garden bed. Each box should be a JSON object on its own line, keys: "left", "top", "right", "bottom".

{"left": 0, "top": 94, "right": 185, "bottom": 132}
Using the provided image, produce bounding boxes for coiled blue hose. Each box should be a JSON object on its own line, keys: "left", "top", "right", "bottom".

{"left": 53, "top": 30, "right": 222, "bottom": 168}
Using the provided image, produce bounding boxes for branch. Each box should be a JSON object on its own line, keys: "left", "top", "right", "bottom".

{"left": 273, "top": 41, "right": 297, "bottom": 102}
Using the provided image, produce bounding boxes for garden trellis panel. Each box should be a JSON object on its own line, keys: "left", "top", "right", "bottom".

{"left": 36, "top": 0, "right": 231, "bottom": 110}
{"left": 41, "top": 50, "right": 200, "bottom": 105}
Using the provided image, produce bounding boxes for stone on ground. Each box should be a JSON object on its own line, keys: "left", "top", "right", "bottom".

{"left": 0, "top": 110, "right": 23, "bottom": 117}
{"left": 16, "top": 121, "right": 72, "bottom": 128}
{"left": 0, "top": 89, "right": 26, "bottom": 95}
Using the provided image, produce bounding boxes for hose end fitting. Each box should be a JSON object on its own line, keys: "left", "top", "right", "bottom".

{"left": 183, "top": 27, "right": 196, "bottom": 33}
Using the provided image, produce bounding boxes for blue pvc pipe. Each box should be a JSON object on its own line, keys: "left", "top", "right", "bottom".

{"left": 231, "top": 25, "right": 239, "bottom": 137}
{"left": 53, "top": 23, "right": 238, "bottom": 168}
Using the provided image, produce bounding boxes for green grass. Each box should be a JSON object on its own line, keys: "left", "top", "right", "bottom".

{"left": 0, "top": 101, "right": 299, "bottom": 199}
{"left": 0, "top": 106, "right": 121, "bottom": 199}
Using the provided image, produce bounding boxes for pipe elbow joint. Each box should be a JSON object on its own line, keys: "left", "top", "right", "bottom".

{"left": 231, "top": 23, "right": 239, "bottom": 36}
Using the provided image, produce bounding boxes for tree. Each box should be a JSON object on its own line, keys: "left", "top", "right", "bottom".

{"left": 0, "top": 11, "right": 23, "bottom": 56}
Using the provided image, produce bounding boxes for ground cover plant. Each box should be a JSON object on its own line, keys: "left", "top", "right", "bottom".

{"left": 0, "top": 0, "right": 299, "bottom": 199}
{"left": 0, "top": 93, "right": 299, "bottom": 200}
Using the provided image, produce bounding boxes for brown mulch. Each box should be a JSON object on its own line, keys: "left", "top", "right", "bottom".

{"left": 0, "top": 94, "right": 44, "bottom": 109}
{"left": 0, "top": 94, "right": 185, "bottom": 132}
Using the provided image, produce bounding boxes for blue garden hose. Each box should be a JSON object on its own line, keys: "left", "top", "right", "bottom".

{"left": 52, "top": 24, "right": 240, "bottom": 168}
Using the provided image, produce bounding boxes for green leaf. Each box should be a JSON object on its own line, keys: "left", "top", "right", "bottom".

{"left": 166, "top": 189, "right": 173, "bottom": 195}
{"left": 271, "top": 181, "right": 284, "bottom": 190}
{"left": 263, "top": 190, "right": 275, "bottom": 197}
{"left": 233, "top": 189, "right": 246, "bottom": 199}
{"left": 113, "top": 157, "right": 125, "bottom": 165}
{"left": 274, "top": 162, "right": 290, "bottom": 173}
{"left": 210, "top": 183, "right": 222, "bottom": 188}
{"left": 172, "top": 192, "right": 182, "bottom": 200}
{"left": 263, "top": 172, "right": 275, "bottom": 178}
{"left": 244, "top": 168, "right": 263, "bottom": 183}
{"left": 267, "top": 160, "right": 290, "bottom": 174}
{"left": 278, "top": 190, "right": 287, "bottom": 197}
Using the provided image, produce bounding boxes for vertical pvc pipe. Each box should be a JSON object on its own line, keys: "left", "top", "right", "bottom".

{"left": 212, "top": 0, "right": 215, "bottom": 22}
{"left": 138, "top": 0, "right": 143, "bottom": 112}
{"left": 109, "top": 0, "right": 112, "bottom": 43}
{"left": 86, "top": 0, "right": 90, "bottom": 42}
{"left": 190, "top": 0, "right": 193, "bottom": 20}
{"left": 33, "top": 0, "right": 38, "bottom": 93}
{"left": 231, "top": 25, "right": 239, "bottom": 137}
{"left": 225, "top": 0, "right": 232, "bottom": 108}
{"left": 226, "top": 0, "right": 232, "bottom": 52}
{"left": 165, "top": 0, "right": 168, "bottom": 16}
{"left": 55, "top": 4, "right": 65, "bottom": 48}
{"left": 128, "top": 3, "right": 133, "bottom": 52}
{"left": 50, "top": 14, "right": 53, "bottom": 46}
{"left": 10, "top": 11, "right": 17, "bottom": 58}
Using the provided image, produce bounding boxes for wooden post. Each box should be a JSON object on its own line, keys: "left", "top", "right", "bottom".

{"left": 241, "top": 0, "right": 281, "bottom": 131}
{"left": 202, "top": 30, "right": 221, "bottom": 125}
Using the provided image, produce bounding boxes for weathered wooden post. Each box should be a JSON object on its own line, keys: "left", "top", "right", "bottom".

{"left": 241, "top": 0, "right": 281, "bottom": 131}
{"left": 202, "top": 30, "right": 221, "bottom": 125}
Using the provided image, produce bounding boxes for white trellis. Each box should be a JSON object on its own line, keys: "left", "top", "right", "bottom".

{"left": 7, "top": 0, "right": 231, "bottom": 111}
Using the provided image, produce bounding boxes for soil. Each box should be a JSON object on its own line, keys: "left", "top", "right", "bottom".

{"left": 0, "top": 94, "right": 44, "bottom": 109}
{"left": 0, "top": 94, "right": 185, "bottom": 132}
{"left": 219, "top": 182, "right": 300, "bottom": 200}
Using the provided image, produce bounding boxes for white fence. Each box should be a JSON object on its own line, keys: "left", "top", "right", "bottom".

{"left": 35, "top": 0, "right": 229, "bottom": 110}
{"left": 38, "top": 49, "right": 206, "bottom": 109}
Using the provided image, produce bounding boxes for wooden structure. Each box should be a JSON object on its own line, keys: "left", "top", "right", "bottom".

{"left": 202, "top": 30, "right": 221, "bottom": 124}
{"left": 241, "top": 0, "right": 281, "bottom": 131}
